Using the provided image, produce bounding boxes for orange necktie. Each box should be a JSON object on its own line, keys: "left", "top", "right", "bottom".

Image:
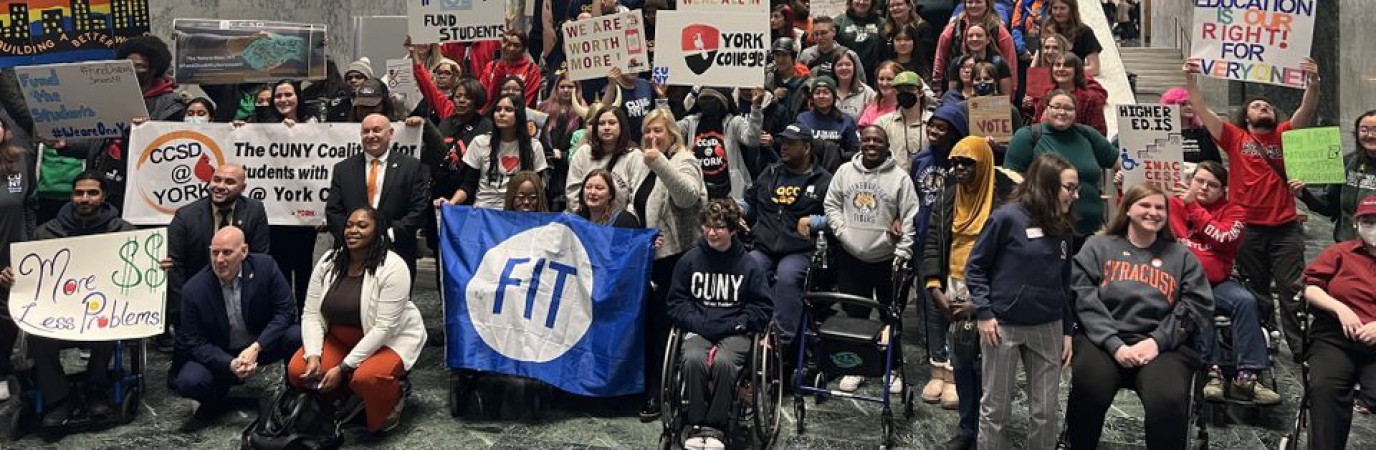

{"left": 367, "top": 159, "right": 380, "bottom": 206}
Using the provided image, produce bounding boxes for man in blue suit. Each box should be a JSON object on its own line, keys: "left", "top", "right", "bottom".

{"left": 173, "top": 226, "right": 300, "bottom": 417}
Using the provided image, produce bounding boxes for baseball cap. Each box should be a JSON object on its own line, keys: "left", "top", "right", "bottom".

{"left": 779, "top": 123, "right": 813, "bottom": 141}
{"left": 353, "top": 79, "right": 387, "bottom": 107}
{"left": 772, "top": 38, "right": 797, "bottom": 58}
{"left": 1357, "top": 195, "right": 1376, "bottom": 218}
{"left": 893, "top": 71, "right": 924, "bottom": 88}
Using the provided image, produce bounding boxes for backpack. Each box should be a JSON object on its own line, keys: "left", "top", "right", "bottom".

{"left": 241, "top": 389, "right": 343, "bottom": 450}
{"left": 37, "top": 144, "right": 84, "bottom": 201}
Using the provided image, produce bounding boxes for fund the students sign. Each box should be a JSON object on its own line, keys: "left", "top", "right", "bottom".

{"left": 1189, "top": 0, "right": 1316, "bottom": 88}
{"left": 408, "top": 0, "right": 506, "bottom": 44}
{"left": 562, "top": 11, "right": 650, "bottom": 82}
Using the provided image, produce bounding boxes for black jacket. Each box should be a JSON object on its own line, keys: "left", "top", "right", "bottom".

{"left": 919, "top": 169, "right": 1019, "bottom": 288}
{"left": 325, "top": 150, "right": 430, "bottom": 265}
{"left": 33, "top": 203, "right": 134, "bottom": 240}
{"left": 746, "top": 162, "right": 832, "bottom": 256}
{"left": 167, "top": 196, "right": 271, "bottom": 309}
{"left": 666, "top": 238, "right": 773, "bottom": 342}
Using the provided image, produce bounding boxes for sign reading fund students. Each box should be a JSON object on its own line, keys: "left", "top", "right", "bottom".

{"left": 1190, "top": 0, "right": 1317, "bottom": 88}
{"left": 9, "top": 229, "right": 169, "bottom": 342}
{"left": 1281, "top": 126, "right": 1346, "bottom": 184}
{"left": 561, "top": 11, "right": 650, "bottom": 82}
{"left": 1116, "top": 104, "right": 1185, "bottom": 192}
{"left": 677, "top": 0, "right": 768, "bottom": 14}
{"left": 408, "top": 0, "right": 506, "bottom": 44}
{"left": 123, "top": 122, "right": 422, "bottom": 226}
{"left": 656, "top": 11, "right": 769, "bottom": 88}
{"left": 15, "top": 60, "right": 148, "bottom": 140}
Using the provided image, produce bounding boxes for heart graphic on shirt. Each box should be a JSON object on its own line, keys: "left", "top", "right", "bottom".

{"left": 501, "top": 155, "right": 519, "bottom": 172}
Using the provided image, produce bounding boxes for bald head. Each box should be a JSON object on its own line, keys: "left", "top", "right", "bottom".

{"left": 361, "top": 113, "right": 394, "bottom": 157}
{"left": 209, "top": 226, "right": 248, "bottom": 283}
{"left": 209, "top": 163, "right": 247, "bottom": 205}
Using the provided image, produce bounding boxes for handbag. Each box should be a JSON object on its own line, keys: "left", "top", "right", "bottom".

{"left": 241, "top": 389, "right": 343, "bottom": 450}
{"left": 944, "top": 278, "right": 980, "bottom": 359}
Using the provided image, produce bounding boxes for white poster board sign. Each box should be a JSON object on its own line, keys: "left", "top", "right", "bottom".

{"left": 655, "top": 11, "right": 769, "bottom": 88}
{"left": 678, "top": 0, "right": 768, "bottom": 14}
{"left": 15, "top": 60, "right": 150, "bottom": 140}
{"left": 9, "top": 229, "right": 169, "bottom": 341}
{"left": 1116, "top": 104, "right": 1185, "bottom": 192}
{"left": 386, "top": 59, "right": 423, "bottom": 112}
{"left": 1189, "top": 0, "right": 1317, "bottom": 88}
{"left": 407, "top": 0, "right": 507, "bottom": 44}
{"left": 562, "top": 11, "right": 650, "bottom": 82}
{"left": 124, "top": 122, "right": 422, "bottom": 226}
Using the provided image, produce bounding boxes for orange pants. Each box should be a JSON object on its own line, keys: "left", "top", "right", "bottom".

{"left": 288, "top": 325, "right": 405, "bottom": 432}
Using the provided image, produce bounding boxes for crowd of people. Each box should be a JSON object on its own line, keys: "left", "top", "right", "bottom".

{"left": 0, "top": 1, "right": 1370, "bottom": 449}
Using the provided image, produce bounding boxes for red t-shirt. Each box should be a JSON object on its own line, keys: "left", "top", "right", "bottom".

{"left": 1304, "top": 241, "right": 1376, "bottom": 325}
{"left": 1214, "top": 121, "right": 1297, "bottom": 226}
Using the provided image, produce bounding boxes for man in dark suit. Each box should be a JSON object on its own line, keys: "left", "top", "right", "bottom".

{"left": 325, "top": 113, "right": 429, "bottom": 276}
{"left": 164, "top": 163, "right": 271, "bottom": 351}
{"left": 173, "top": 227, "right": 299, "bottom": 417}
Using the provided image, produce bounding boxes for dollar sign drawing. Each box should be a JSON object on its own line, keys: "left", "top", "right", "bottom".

{"left": 112, "top": 237, "right": 144, "bottom": 294}
{"left": 143, "top": 233, "right": 166, "bottom": 289}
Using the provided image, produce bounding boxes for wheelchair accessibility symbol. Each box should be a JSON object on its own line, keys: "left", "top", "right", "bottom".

{"left": 1121, "top": 151, "right": 1140, "bottom": 171}
{"left": 831, "top": 352, "right": 864, "bottom": 369}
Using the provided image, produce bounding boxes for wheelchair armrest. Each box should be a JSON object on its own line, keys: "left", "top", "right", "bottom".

{"left": 803, "top": 292, "right": 884, "bottom": 311}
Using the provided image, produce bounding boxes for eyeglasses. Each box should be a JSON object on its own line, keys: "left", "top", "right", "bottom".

{"left": 1191, "top": 177, "right": 1223, "bottom": 190}
{"left": 1047, "top": 104, "right": 1076, "bottom": 112}
{"left": 515, "top": 194, "right": 540, "bottom": 203}
{"left": 948, "top": 157, "right": 976, "bottom": 168}
{"left": 1061, "top": 182, "right": 1080, "bottom": 192}
{"left": 1359, "top": 126, "right": 1376, "bottom": 136}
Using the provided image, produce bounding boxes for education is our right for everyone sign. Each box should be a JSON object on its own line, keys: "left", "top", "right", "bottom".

{"left": 1190, "top": 0, "right": 1317, "bottom": 88}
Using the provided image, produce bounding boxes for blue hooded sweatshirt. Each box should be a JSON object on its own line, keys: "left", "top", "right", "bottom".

{"left": 910, "top": 101, "right": 971, "bottom": 246}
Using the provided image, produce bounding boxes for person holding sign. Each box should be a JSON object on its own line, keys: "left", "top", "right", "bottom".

{"left": 479, "top": 31, "right": 543, "bottom": 110}
{"left": 1026, "top": 53, "right": 1107, "bottom": 136}
{"left": 1183, "top": 56, "right": 1321, "bottom": 361}
{"left": 24, "top": 173, "right": 134, "bottom": 427}
{"left": 1159, "top": 87, "right": 1223, "bottom": 164}
{"left": 1301, "top": 111, "right": 1376, "bottom": 243}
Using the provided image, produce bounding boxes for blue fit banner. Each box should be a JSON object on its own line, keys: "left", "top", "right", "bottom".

{"left": 440, "top": 206, "right": 656, "bottom": 397}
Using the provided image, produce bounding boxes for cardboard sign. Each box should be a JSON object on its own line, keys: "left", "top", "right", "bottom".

{"left": 1189, "top": 0, "right": 1317, "bottom": 88}
{"left": 9, "top": 229, "right": 168, "bottom": 341}
{"left": 655, "top": 11, "right": 769, "bottom": 89}
{"left": 408, "top": 0, "right": 507, "bottom": 44}
{"left": 124, "top": 122, "right": 423, "bottom": 226}
{"left": 386, "top": 58, "right": 422, "bottom": 111}
{"left": 0, "top": 0, "right": 152, "bottom": 68}
{"left": 1116, "top": 104, "right": 1185, "bottom": 192}
{"left": 1281, "top": 126, "right": 1345, "bottom": 184}
{"left": 809, "top": 0, "right": 848, "bottom": 19}
{"left": 15, "top": 60, "right": 149, "bottom": 140}
{"left": 562, "top": 11, "right": 650, "bottom": 82}
{"left": 677, "top": 0, "right": 768, "bottom": 14}
{"left": 968, "top": 95, "right": 1014, "bottom": 143}
{"left": 173, "top": 19, "right": 327, "bottom": 84}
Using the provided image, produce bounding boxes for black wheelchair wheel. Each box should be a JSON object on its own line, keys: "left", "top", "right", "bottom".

{"left": 119, "top": 388, "right": 140, "bottom": 424}
{"left": 658, "top": 431, "right": 675, "bottom": 450}
{"left": 794, "top": 397, "right": 805, "bottom": 435}
{"left": 1278, "top": 435, "right": 1296, "bottom": 450}
{"left": 660, "top": 329, "right": 685, "bottom": 437}
{"left": 903, "top": 384, "right": 915, "bottom": 419}
{"left": 881, "top": 413, "right": 895, "bottom": 449}
{"left": 812, "top": 373, "right": 827, "bottom": 404}
{"left": 752, "top": 332, "right": 783, "bottom": 449}
{"left": 8, "top": 387, "right": 31, "bottom": 441}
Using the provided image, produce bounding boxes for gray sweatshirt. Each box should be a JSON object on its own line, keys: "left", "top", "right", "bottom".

{"left": 824, "top": 153, "right": 919, "bottom": 263}
{"left": 1072, "top": 235, "right": 1215, "bottom": 355}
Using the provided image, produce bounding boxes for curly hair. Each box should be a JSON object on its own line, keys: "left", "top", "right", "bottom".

{"left": 117, "top": 35, "right": 172, "bottom": 80}
{"left": 700, "top": 199, "right": 746, "bottom": 234}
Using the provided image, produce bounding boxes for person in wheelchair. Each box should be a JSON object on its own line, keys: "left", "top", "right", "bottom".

{"left": 666, "top": 200, "right": 773, "bottom": 450}
{"left": 1166, "top": 161, "right": 1280, "bottom": 405}
{"left": 1067, "top": 183, "right": 1214, "bottom": 450}
{"left": 1300, "top": 195, "right": 1376, "bottom": 450}
{"left": 823, "top": 125, "right": 920, "bottom": 393}
{"left": 25, "top": 173, "right": 136, "bottom": 427}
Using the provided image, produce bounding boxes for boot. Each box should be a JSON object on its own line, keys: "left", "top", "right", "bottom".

{"left": 922, "top": 363, "right": 947, "bottom": 404}
{"left": 940, "top": 364, "right": 959, "bottom": 410}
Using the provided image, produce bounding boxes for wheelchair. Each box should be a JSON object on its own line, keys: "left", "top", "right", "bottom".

{"left": 1278, "top": 291, "right": 1313, "bottom": 450}
{"left": 6, "top": 330, "right": 147, "bottom": 442}
{"left": 1202, "top": 278, "right": 1285, "bottom": 425}
{"left": 790, "top": 231, "right": 914, "bottom": 449}
{"left": 658, "top": 326, "right": 784, "bottom": 450}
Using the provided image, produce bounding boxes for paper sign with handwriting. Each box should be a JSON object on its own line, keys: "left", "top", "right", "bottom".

{"left": 9, "top": 229, "right": 169, "bottom": 341}
{"left": 1281, "top": 126, "right": 1345, "bottom": 184}
{"left": 15, "top": 60, "right": 149, "bottom": 140}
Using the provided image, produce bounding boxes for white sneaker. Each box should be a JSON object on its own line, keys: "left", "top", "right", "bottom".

{"left": 684, "top": 436, "right": 725, "bottom": 450}
{"left": 0, "top": 381, "right": 10, "bottom": 401}
{"left": 839, "top": 375, "right": 865, "bottom": 392}
{"left": 889, "top": 373, "right": 904, "bottom": 395}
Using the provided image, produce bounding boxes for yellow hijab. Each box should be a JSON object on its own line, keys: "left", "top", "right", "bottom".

{"left": 951, "top": 136, "right": 997, "bottom": 236}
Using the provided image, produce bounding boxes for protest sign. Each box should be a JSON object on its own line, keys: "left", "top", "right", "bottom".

{"left": 1281, "top": 126, "right": 1345, "bottom": 184}
{"left": 408, "top": 0, "right": 506, "bottom": 44}
{"left": 1116, "top": 104, "right": 1185, "bottom": 192}
{"left": 968, "top": 96, "right": 1014, "bottom": 143}
{"left": 8, "top": 229, "right": 168, "bottom": 341}
{"left": 1190, "top": 0, "right": 1317, "bottom": 88}
{"left": 0, "top": 0, "right": 152, "bottom": 68}
{"left": 655, "top": 11, "right": 769, "bottom": 88}
{"left": 123, "top": 122, "right": 423, "bottom": 226}
{"left": 386, "top": 58, "right": 422, "bottom": 111}
{"left": 809, "top": 0, "right": 848, "bottom": 19}
{"left": 15, "top": 60, "right": 148, "bottom": 140}
{"left": 172, "top": 19, "right": 327, "bottom": 84}
{"left": 561, "top": 11, "right": 649, "bottom": 82}
{"left": 677, "top": 0, "right": 768, "bottom": 14}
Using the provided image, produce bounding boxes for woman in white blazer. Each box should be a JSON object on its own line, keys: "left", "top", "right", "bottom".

{"left": 288, "top": 206, "right": 427, "bottom": 434}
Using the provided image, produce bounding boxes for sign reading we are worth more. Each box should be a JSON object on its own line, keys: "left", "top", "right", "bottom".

{"left": 1190, "top": 0, "right": 1317, "bottom": 88}
{"left": 124, "top": 122, "right": 422, "bottom": 226}
{"left": 655, "top": 11, "right": 769, "bottom": 88}
{"left": 15, "top": 60, "right": 148, "bottom": 140}
{"left": 561, "top": 11, "right": 649, "bottom": 82}
{"left": 1116, "top": 104, "right": 1185, "bottom": 192}
{"left": 407, "top": 0, "right": 506, "bottom": 44}
{"left": 9, "top": 229, "right": 168, "bottom": 342}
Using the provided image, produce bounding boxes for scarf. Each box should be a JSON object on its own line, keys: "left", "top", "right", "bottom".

{"left": 948, "top": 136, "right": 997, "bottom": 280}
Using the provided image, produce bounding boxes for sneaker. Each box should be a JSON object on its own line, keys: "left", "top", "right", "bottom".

{"left": 1203, "top": 377, "right": 1224, "bottom": 401}
{"left": 154, "top": 332, "right": 176, "bottom": 354}
{"left": 1245, "top": 382, "right": 1282, "bottom": 405}
{"left": 889, "top": 373, "right": 904, "bottom": 395}
{"left": 639, "top": 395, "right": 661, "bottom": 423}
{"left": 838, "top": 375, "right": 865, "bottom": 392}
{"left": 942, "top": 433, "right": 975, "bottom": 450}
{"left": 683, "top": 427, "right": 726, "bottom": 450}
{"left": 79, "top": 348, "right": 91, "bottom": 360}
{"left": 378, "top": 395, "right": 404, "bottom": 434}
{"left": 41, "top": 402, "right": 72, "bottom": 428}
{"left": 0, "top": 381, "right": 10, "bottom": 402}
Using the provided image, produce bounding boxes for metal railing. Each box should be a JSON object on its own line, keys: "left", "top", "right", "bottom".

{"left": 1174, "top": 17, "right": 1192, "bottom": 53}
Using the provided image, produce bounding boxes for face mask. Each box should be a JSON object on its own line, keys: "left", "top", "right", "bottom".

{"left": 184, "top": 115, "right": 209, "bottom": 124}
{"left": 974, "top": 82, "right": 996, "bottom": 96}
{"left": 1359, "top": 222, "right": 1376, "bottom": 247}
{"left": 897, "top": 92, "right": 919, "bottom": 109}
